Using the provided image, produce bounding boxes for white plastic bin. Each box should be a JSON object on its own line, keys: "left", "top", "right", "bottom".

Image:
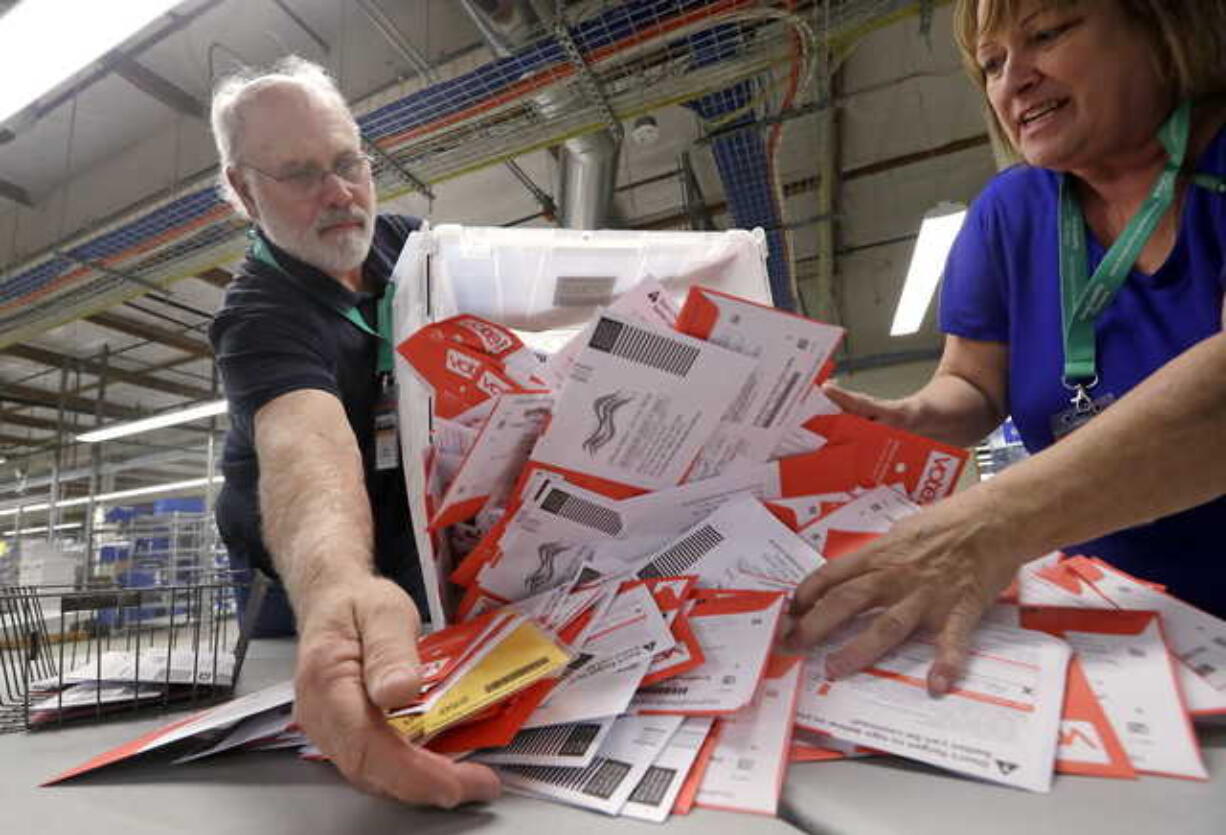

{"left": 392, "top": 224, "right": 774, "bottom": 626}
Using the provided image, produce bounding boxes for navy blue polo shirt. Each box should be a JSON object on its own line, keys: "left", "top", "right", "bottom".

{"left": 209, "top": 214, "right": 426, "bottom": 608}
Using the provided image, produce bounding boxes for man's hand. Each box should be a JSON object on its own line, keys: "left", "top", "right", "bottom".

{"left": 783, "top": 500, "right": 1021, "bottom": 694}
{"left": 292, "top": 575, "right": 501, "bottom": 806}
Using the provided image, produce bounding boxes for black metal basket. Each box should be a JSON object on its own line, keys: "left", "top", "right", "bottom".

{"left": 0, "top": 572, "right": 265, "bottom": 732}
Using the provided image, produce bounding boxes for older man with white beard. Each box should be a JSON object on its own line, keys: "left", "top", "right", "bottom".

{"left": 208, "top": 56, "right": 501, "bottom": 807}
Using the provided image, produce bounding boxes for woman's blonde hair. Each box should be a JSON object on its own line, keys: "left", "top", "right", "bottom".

{"left": 953, "top": 0, "right": 1226, "bottom": 158}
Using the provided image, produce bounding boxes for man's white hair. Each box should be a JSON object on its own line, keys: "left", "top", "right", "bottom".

{"left": 209, "top": 55, "right": 357, "bottom": 218}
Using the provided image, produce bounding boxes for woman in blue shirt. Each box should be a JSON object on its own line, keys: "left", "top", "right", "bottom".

{"left": 787, "top": 0, "right": 1226, "bottom": 691}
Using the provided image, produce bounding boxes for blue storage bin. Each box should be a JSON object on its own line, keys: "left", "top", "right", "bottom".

{"left": 151, "top": 498, "right": 204, "bottom": 514}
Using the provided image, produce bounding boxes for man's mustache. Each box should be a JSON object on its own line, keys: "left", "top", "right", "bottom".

{"left": 315, "top": 209, "right": 370, "bottom": 234}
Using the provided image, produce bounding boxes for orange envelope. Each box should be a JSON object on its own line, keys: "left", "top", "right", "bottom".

{"left": 398, "top": 315, "right": 542, "bottom": 420}
{"left": 780, "top": 413, "right": 967, "bottom": 503}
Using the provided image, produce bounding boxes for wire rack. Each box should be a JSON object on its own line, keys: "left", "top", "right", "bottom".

{"left": 0, "top": 0, "right": 932, "bottom": 346}
{"left": 0, "top": 571, "right": 262, "bottom": 733}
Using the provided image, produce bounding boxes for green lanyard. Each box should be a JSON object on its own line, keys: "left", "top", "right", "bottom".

{"left": 1058, "top": 101, "right": 1226, "bottom": 402}
{"left": 249, "top": 233, "right": 396, "bottom": 376}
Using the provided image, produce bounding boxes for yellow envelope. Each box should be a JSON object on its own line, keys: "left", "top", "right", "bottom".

{"left": 387, "top": 620, "right": 570, "bottom": 740}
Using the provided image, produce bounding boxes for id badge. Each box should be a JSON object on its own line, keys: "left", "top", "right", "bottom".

{"left": 374, "top": 377, "right": 400, "bottom": 471}
{"left": 1050, "top": 392, "right": 1115, "bottom": 440}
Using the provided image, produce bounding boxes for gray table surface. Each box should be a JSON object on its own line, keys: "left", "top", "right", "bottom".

{"left": 5, "top": 638, "right": 1223, "bottom": 835}
{"left": 2, "top": 639, "right": 799, "bottom": 835}
{"left": 781, "top": 722, "right": 1226, "bottom": 835}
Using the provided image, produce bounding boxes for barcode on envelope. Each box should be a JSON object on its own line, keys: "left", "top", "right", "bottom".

{"left": 503, "top": 722, "right": 602, "bottom": 758}
{"left": 539, "top": 488, "right": 623, "bottom": 536}
{"left": 758, "top": 370, "right": 802, "bottom": 428}
{"left": 641, "top": 685, "right": 688, "bottom": 696}
{"left": 484, "top": 656, "right": 550, "bottom": 693}
{"left": 628, "top": 765, "right": 677, "bottom": 806}
{"left": 507, "top": 758, "right": 633, "bottom": 800}
{"left": 589, "top": 317, "right": 698, "bottom": 377}
{"left": 638, "top": 525, "right": 724, "bottom": 579}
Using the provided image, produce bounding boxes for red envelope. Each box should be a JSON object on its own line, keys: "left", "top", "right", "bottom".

{"left": 779, "top": 413, "right": 967, "bottom": 503}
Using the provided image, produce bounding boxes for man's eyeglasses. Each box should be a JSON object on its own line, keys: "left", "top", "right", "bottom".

{"left": 239, "top": 152, "right": 372, "bottom": 198}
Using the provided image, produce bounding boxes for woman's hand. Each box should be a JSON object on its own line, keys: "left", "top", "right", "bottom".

{"left": 783, "top": 496, "right": 1024, "bottom": 694}
{"left": 820, "top": 381, "right": 914, "bottom": 430}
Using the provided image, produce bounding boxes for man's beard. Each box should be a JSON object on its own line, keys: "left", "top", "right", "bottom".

{"left": 261, "top": 206, "right": 375, "bottom": 277}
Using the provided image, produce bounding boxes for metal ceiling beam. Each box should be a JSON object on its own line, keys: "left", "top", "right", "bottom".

{"left": 1, "top": 412, "right": 60, "bottom": 431}
{"left": 0, "top": 432, "right": 39, "bottom": 446}
{"left": 102, "top": 52, "right": 206, "bottom": 119}
{"left": 84, "top": 311, "right": 212, "bottom": 357}
{"left": 1, "top": 344, "right": 213, "bottom": 400}
{"left": 2, "top": 381, "right": 141, "bottom": 420}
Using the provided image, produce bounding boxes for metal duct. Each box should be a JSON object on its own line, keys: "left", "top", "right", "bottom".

{"left": 460, "top": 0, "right": 619, "bottom": 229}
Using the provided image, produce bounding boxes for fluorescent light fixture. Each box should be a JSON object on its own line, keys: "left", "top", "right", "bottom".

{"left": 0, "top": 0, "right": 186, "bottom": 125}
{"left": 77, "top": 400, "right": 228, "bottom": 443}
{"left": 890, "top": 202, "right": 967, "bottom": 337}
{"left": 0, "top": 476, "right": 224, "bottom": 518}
{"left": 2, "top": 521, "right": 83, "bottom": 538}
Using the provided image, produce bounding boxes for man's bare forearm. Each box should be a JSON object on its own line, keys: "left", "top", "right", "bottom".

{"left": 255, "top": 390, "right": 375, "bottom": 610}
{"left": 944, "top": 332, "right": 1226, "bottom": 560}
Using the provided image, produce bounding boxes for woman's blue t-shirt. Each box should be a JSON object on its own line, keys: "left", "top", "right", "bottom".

{"left": 939, "top": 126, "right": 1226, "bottom": 617}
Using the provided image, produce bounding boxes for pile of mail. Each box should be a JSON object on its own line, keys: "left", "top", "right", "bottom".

{"left": 45, "top": 284, "right": 1226, "bottom": 810}
{"left": 23, "top": 648, "right": 236, "bottom": 727}
{"left": 397, "top": 280, "right": 968, "bottom": 614}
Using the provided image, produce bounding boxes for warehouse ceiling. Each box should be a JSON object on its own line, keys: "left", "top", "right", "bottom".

{"left": 0, "top": 0, "right": 993, "bottom": 530}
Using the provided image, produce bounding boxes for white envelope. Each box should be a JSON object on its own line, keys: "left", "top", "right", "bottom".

{"left": 1065, "top": 621, "right": 1208, "bottom": 780}
{"left": 1077, "top": 561, "right": 1226, "bottom": 694}
{"left": 477, "top": 478, "right": 627, "bottom": 600}
{"left": 581, "top": 463, "right": 783, "bottom": 580}
{"left": 45, "top": 680, "right": 296, "bottom": 784}
{"left": 696, "top": 655, "right": 802, "bottom": 816}
{"left": 474, "top": 716, "right": 618, "bottom": 769}
{"left": 431, "top": 393, "right": 554, "bottom": 529}
{"left": 44, "top": 649, "right": 235, "bottom": 689}
{"left": 524, "top": 645, "right": 653, "bottom": 729}
{"left": 174, "top": 703, "right": 295, "bottom": 764}
{"left": 632, "top": 591, "right": 785, "bottom": 715}
{"left": 541, "top": 278, "right": 679, "bottom": 391}
{"left": 677, "top": 287, "right": 843, "bottom": 481}
{"left": 796, "top": 485, "right": 919, "bottom": 556}
{"left": 581, "top": 582, "right": 675, "bottom": 657}
{"left": 29, "top": 682, "right": 164, "bottom": 715}
{"left": 621, "top": 716, "right": 715, "bottom": 823}
{"left": 772, "top": 386, "right": 841, "bottom": 458}
{"left": 530, "top": 312, "right": 757, "bottom": 491}
{"left": 500, "top": 713, "right": 685, "bottom": 816}
{"left": 632, "top": 494, "right": 824, "bottom": 592}
{"left": 795, "top": 619, "right": 1070, "bottom": 793}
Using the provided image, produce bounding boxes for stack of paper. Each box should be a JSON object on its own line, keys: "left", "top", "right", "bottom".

{"left": 27, "top": 649, "right": 237, "bottom": 726}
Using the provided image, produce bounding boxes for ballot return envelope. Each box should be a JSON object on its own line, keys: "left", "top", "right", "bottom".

{"left": 390, "top": 223, "right": 775, "bottom": 628}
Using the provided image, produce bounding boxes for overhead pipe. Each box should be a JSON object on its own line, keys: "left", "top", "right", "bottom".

{"left": 459, "top": 0, "right": 620, "bottom": 229}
